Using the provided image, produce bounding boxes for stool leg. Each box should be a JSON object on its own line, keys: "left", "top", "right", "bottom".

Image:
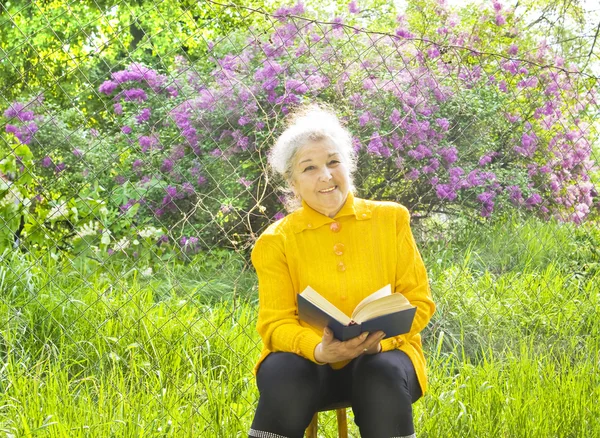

{"left": 336, "top": 408, "right": 348, "bottom": 438}
{"left": 305, "top": 412, "right": 318, "bottom": 438}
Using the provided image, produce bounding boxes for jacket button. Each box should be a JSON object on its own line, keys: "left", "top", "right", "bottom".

{"left": 307, "top": 223, "right": 312, "bottom": 228}
{"left": 330, "top": 222, "right": 341, "bottom": 232}
{"left": 337, "top": 261, "right": 346, "bottom": 272}
{"left": 333, "top": 243, "right": 345, "bottom": 256}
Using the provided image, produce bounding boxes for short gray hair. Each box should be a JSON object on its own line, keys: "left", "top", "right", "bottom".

{"left": 268, "top": 104, "right": 357, "bottom": 185}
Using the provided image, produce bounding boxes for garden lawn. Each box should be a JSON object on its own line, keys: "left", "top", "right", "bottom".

{"left": 0, "top": 217, "right": 597, "bottom": 437}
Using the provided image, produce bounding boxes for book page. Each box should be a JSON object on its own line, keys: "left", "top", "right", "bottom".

{"left": 351, "top": 284, "right": 392, "bottom": 319}
{"left": 300, "top": 286, "right": 352, "bottom": 325}
{"left": 352, "top": 292, "right": 414, "bottom": 323}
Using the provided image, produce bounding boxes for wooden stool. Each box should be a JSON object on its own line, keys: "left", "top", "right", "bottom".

{"left": 305, "top": 401, "right": 351, "bottom": 438}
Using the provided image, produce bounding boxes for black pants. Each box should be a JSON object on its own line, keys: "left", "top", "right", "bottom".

{"left": 249, "top": 350, "right": 422, "bottom": 438}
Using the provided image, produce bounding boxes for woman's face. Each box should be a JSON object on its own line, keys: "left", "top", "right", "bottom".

{"left": 290, "top": 140, "right": 350, "bottom": 218}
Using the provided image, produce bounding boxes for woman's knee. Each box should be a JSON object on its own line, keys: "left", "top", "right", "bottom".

{"left": 256, "top": 352, "right": 321, "bottom": 401}
{"left": 252, "top": 353, "right": 322, "bottom": 435}
{"left": 352, "top": 350, "right": 420, "bottom": 400}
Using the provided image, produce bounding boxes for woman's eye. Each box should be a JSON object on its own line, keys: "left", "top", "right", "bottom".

{"left": 303, "top": 166, "right": 315, "bottom": 172}
{"left": 329, "top": 160, "right": 340, "bottom": 165}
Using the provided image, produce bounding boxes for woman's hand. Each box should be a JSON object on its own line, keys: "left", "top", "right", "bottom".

{"left": 314, "top": 328, "right": 385, "bottom": 363}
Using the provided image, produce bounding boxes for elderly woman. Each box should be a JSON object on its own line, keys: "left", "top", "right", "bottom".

{"left": 249, "top": 104, "right": 435, "bottom": 438}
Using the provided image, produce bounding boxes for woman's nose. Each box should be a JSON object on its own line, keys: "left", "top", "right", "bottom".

{"left": 318, "top": 168, "right": 332, "bottom": 181}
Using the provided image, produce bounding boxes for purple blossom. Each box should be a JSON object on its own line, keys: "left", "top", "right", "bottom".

{"left": 359, "top": 111, "right": 371, "bottom": 127}
{"left": 507, "top": 44, "right": 519, "bottom": 55}
{"left": 395, "top": 28, "right": 413, "bottom": 39}
{"left": 408, "top": 144, "right": 432, "bottom": 161}
{"left": 498, "top": 81, "right": 508, "bottom": 92}
{"left": 438, "top": 146, "right": 458, "bottom": 164}
{"left": 254, "top": 61, "right": 284, "bottom": 82}
{"left": 466, "top": 170, "right": 484, "bottom": 187}
{"left": 136, "top": 108, "right": 151, "bottom": 124}
{"left": 514, "top": 132, "right": 537, "bottom": 157}
{"left": 115, "top": 175, "right": 126, "bottom": 185}
{"left": 90, "top": 128, "right": 99, "bottom": 137}
{"left": 238, "top": 116, "right": 251, "bottom": 126}
{"left": 114, "top": 103, "right": 123, "bottom": 115}
{"left": 99, "top": 80, "right": 118, "bottom": 95}
{"left": 352, "top": 137, "right": 362, "bottom": 153}
{"left": 495, "top": 14, "right": 506, "bottom": 26}
{"left": 436, "top": 184, "right": 457, "bottom": 200}
{"left": 285, "top": 79, "right": 309, "bottom": 94}
{"left": 182, "top": 182, "right": 195, "bottom": 195}
{"left": 121, "top": 125, "right": 132, "bottom": 135}
{"left": 72, "top": 148, "right": 83, "bottom": 158}
{"left": 422, "top": 158, "right": 440, "bottom": 174}
{"left": 274, "top": 212, "right": 285, "bottom": 221}
{"left": 406, "top": 169, "right": 420, "bottom": 181}
{"left": 170, "top": 145, "right": 186, "bottom": 161}
{"left": 479, "top": 154, "right": 493, "bottom": 166}
{"left": 525, "top": 193, "right": 542, "bottom": 208}
{"left": 166, "top": 186, "right": 178, "bottom": 198}
{"left": 367, "top": 132, "right": 384, "bottom": 156}
{"left": 160, "top": 159, "right": 174, "bottom": 173}
{"left": 132, "top": 159, "right": 144, "bottom": 169}
{"left": 3, "top": 102, "right": 25, "bottom": 119}
{"left": 138, "top": 135, "right": 158, "bottom": 152}
{"left": 121, "top": 88, "right": 148, "bottom": 102}
{"left": 390, "top": 109, "right": 402, "bottom": 126}
{"left": 448, "top": 167, "right": 464, "bottom": 184}
{"left": 436, "top": 118, "right": 450, "bottom": 131}
{"left": 507, "top": 185, "right": 524, "bottom": 205}
{"left": 427, "top": 46, "right": 440, "bottom": 58}
{"left": 42, "top": 156, "right": 53, "bottom": 168}
{"left": 197, "top": 175, "right": 207, "bottom": 185}
{"left": 477, "top": 191, "right": 495, "bottom": 204}
{"left": 332, "top": 16, "right": 344, "bottom": 31}
{"left": 348, "top": 1, "right": 360, "bottom": 14}
{"left": 238, "top": 177, "right": 252, "bottom": 187}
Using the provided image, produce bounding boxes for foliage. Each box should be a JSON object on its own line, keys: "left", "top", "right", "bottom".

{"left": 1, "top": 0, "right": 599, "bottom": 262}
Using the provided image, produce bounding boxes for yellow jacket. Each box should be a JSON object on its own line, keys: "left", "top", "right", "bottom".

{"left": 251, "top": 191, "right": 436, "bottom": 394}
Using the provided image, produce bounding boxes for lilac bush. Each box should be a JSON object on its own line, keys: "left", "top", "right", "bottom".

{"left": 2, "top": 0, "right": 598, "bottom": 260}
{"left": 162, "top": 0, "right": 597, "bottom": 225}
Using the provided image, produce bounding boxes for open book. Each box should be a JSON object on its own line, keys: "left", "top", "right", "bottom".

{"left": 297, "top": 284, "right": 416, "bottom": 341}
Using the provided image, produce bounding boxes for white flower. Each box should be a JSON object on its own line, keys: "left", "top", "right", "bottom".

{"left": 114, "top": 236, "right": 130, "bottom": 251}
{"left": 100, "top": 231, "right": 111, "bottom": 245}
{"left": 141, "top": 267, "right": 153, "bottom": 277}
{"left": 138, "top": 226, "right": 163, "bottom": 239}
{"left": 47, "top": 203, "right": 69, "bottom": 221}
{"left": 78, "top": 220, "right": 99, "bottom": 238}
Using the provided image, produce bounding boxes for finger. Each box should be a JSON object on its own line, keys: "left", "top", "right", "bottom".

{"left": 346, "top": 332, "right": 369, "bottom": 348}
{"left": 357, "top": 331, "right": 385, "bottom": 352}
{"left": 321, "top": 327, "right": 335, "bottom": 346}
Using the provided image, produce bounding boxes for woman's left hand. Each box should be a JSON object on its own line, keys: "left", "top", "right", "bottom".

{"left": 363, "top": 341, "right": 382, "bottom": 355}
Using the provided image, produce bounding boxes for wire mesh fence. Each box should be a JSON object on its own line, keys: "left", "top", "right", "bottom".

{"left": 0, "top": 0, "right": 599, "bottom": 436}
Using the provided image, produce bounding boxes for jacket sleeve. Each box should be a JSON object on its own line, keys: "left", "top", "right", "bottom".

{"left": 252, "top": 234, "right": 323, "bottom": 362}
{"left": 381, "top": 205, "right": 436, "bottom": 352}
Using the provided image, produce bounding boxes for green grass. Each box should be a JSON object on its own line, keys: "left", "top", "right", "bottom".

{"left": 0, "top": 216, "right": 598, "bottom": 437}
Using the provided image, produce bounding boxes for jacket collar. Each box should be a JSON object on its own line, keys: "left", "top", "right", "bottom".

{"left": 292, "top": 191, "right": 372, "bottom": 233}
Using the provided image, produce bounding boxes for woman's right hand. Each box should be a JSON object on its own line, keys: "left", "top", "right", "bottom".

{"left": 314, "top": 328, "right": 385, "bottom": 363}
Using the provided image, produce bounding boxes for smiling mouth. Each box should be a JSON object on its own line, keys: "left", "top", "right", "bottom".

{"left": 319, "top": 186, "right": 337, "bottom": 193}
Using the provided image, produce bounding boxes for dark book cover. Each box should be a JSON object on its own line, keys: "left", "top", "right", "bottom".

{"left": 297, "top": 294, "right": 417, "bottom": 341}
